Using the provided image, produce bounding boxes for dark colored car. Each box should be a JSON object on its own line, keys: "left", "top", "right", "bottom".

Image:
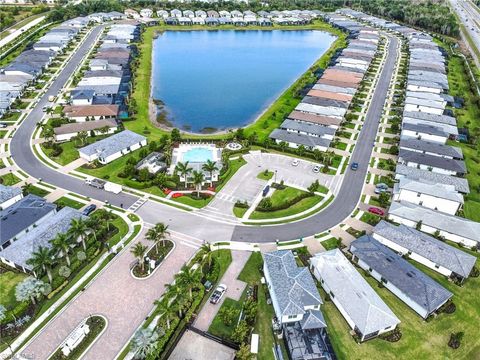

{"left": 82, "top": 204, "right": 97, "bottom": 216}
{"left": 351, "top": 162, "right": 359, "bottom": 171}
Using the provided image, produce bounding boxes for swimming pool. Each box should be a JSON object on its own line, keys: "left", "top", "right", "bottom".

{"left": 182, "top": 147, "right": 214, "bottom": 163}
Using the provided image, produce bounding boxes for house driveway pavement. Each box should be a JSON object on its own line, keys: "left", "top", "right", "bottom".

{"left": 18, "top": 228, "right": 198, "bottom": 360}
{"left": 194, "top": 250, "right": 251, "bottom": 332}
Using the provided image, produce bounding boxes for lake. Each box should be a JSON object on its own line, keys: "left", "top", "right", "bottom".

{"left": 151, "top": 30, "right": 336, "bottom": 133}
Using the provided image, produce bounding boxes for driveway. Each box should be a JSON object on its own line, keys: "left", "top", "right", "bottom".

{"left": 18, "top": 228, "right": 200, "bottom": 360}
{"left": 194, "top": 250, "right": 250, "bottom": 332}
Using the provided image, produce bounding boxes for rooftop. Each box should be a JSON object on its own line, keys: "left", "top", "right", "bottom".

{"left": 79, "top": 130, "right": 146, "bottom": 159}
{"left": 280, "top": 119, "right": 336, "bottom": 137}
{"left": 394, "top": 177, "right": 464, "bottom": 204}
{"left": 263, "top": 250, "right": 322, "bottom": 317}
{"left": 64, "top": 104, "right": 119, "bottom": 117}
{"left": 310, "top": 249, "right": 400, "bottom": 336}
{"left": 373, "top": 221, "right": 476, "bottom": 279}
{"left": 0, "top": 184, "right": 22, "bottom": 208}
{"left": 350, "top": 236, "right": 453, "bottom": 316}
{"left": 270, "top": 129, "right": 331, "bottom": 148}
{"left": 399, "top": 149, "right": 466, "bottom": 174}
{"left": 54, "top": 119, "right": 117, "bottom": 135}
{"left": 399, "top": 137, "right": 463, "bottom": 159}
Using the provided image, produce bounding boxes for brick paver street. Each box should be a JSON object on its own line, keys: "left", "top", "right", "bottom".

{"left": 19, "top": 228, "right": 197, "bottom": 359}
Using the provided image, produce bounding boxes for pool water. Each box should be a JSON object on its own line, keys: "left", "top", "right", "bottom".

{"left": 182, "top": 147, "right": 214, "bottom": 162}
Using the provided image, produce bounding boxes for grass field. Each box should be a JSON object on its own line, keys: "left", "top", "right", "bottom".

{"left": 125, "top": 21, "right": 346, "bottom": 142}
{"left": 41, "top": 141, "right": 79, "bottom": 166}
{"left": 0, "top": 172, "right": 21, "bottom": 186}
{"left": 53, "top": 196, "right": 85, "bottom": 210}
{"left": 0, "top": 271, "right": 28, "bottom": 322}
{"left": 322, "top": 247, "right": 480, "bottom": 360}
{"left": 24, "top": 185, "right": 50, "bottom": 197}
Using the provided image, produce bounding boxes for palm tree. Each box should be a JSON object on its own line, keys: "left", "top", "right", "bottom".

{"left": 175, "top": 161, "right": 192, "bottom": 189}
{"left": 99, "top": 126, "right": 110, "bottom": 136}
{"left": 68, "top": 218, "right": 89, "bottom": 251}
{"left": 145, "top": 223, "right": 170, "bottom": 251}
{"left": 202, "top": 160, "right": 219, "bottom": 185}
{"left": 200, "top": 243, "right": 213, "bottom": 267}
{"left": 191, "top": 170, "right": 204, "bottom": 197}
{"left": 21, "top": 182, "right": 32, "bottom": 195}
{"left": 130, "top": 328, "right": 159, "bottom": 359}
{"left": 175, "top": 265, "right": 201, "bottom": 299}
{"left": 279, "top": 141, "right": 288, "bottom": 152}
{"left": 27, "top": 246, "right": 54, "bottom": 283}
{"left": 154, "top": 299, "right": 175, "bottom": 330}
{"left": 165, "top": 284, "right": 187, "bottom": 318}
{"left": 131, "top": 243, "right": 148, "bottom": 272}
{"left": 76, "top": 131, "right": 89, "bottom": 146}
{"left": 51, "top": 233, "right": 72, "bottom": 266}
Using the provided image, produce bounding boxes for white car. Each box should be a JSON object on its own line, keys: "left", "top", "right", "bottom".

{"left": 291, "top": 159, "right": 299, "bottom": 166}
{"left": 312, "top": 165, "right": 320, "bottom": 173}
{"left": 210, "top": 284, "right": 227, "bottom": 304}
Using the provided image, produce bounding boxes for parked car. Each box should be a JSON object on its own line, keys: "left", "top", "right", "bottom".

{"left": 291, "top": 159, "right": 299, "bottom": 167}
{"left": 0, "top": 123, "right": 7, "bottom": 128}
{"left": 374, "top": 183, "right": 389, "bottom": 194}
{"left": 351, "top": 162, "right": 359, "bottom": 171}
{"left": 82, "top": 204, "right": 97, "bottom": 216}
{"left": 210, "top": 284, "right": 227, "bottom": 304}
{"left": 85, "top": 177, "right": 106, "bottom": 189}
{"left": 312, "top": 165, "right": 320, "bottom": 173}
{"left": 368, "top": 207, "right": 385, "bottom": 216}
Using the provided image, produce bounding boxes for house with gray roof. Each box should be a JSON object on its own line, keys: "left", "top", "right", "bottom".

{"left": 401, "top": 122, "right": 449, "bottom": 145}
{"left": 395, "top": 164, "right": 469, "bottom": 194}
{"left": 0, "top": 207, "right": 85, "bottom": 274}
{"left": 310, "top": 249, "right": 400, "bottom": 341}
{"left": 0, "top": 184, "right": 23, "bottom": 210}
{"left": 264, "top": 250, "right": 335, "bottom": 360}
{"left": 0, "top": 195, "right": 56, "bottom": 251}
{"left": 279, "top": 119, "right": 335, "bottom": 140}
{"left": 402, "top": 118, "right": 458, "bottom": 139}
{"left": 373, "top": 221, "right": 476, "bottom": 282}
{"left": 270, "top": 129, "right": 331, "bottom": 151}
{"left": 398, "top": 149, "right": 466, "bottom": 176}
{"left": 78, "top": 130, "right": 147, "bottom": 164}
{"left": 393, "top": 177, "right": 463, "bottom": 215}
{"left": 350, "top": 235, "right": 453, "bottom": 319}
{"left": 388, "top": 201, "right": 480, "bottom": 248}
{"left": 399, "top": 138, "right": 463, "bottom": 160}
{"left": 70, "top": 89, "right": 95, "bottom": 106}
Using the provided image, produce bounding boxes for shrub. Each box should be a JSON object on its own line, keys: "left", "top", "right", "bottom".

{"left": 58, "top": 265, "right": 71, "bottom": 279}
{"left": 448, "top": 332, "right": 464, "bottom": 349}
{"left": 380, "top": 327, "right": 402, "bottom": 342}
{"left": 218, "top": 306, "right": 238, "bottom": 326}
{"left": 470, "top": 266, "right": 479, "bottom": 278}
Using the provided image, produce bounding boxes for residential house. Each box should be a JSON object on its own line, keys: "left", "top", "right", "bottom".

{"left": 398, "top": 149, "right": 466, "bottom": 176}
{"left": 350, "top": 235, "right": 453, "bottom": 319}
{"left": 270, "top": 129, "right": 330, "bottom": 152}
{"left": 372, "top": 221, "right": 477, "bottom": 283}
{"left": 70, "top": 89, "right": 95, "bottom": 106}
{"left": 279, "top": 119, "right": 336, "bottom": 140}
{"left": 388, "top": 201, "right": 480, "bottom": 248}
{"left": 78, "top": 130, "right": 147, "bottom": 164}
{"left": 392, "top": 177, "right": 463, "bottom": 215}
{"left": 54, "top": 119, "right": 118, "bottom": 142}
{"left": 310, "top": 249, "right": 400, "bottom": 341}
{"left": 63, "top": 105, "right": 119, "bottom": 122}
{"left": 136, "top": 152, "right": 167, "bottom": 174}
{"left": 140, "top": 9, "right": 153, "bottom": 18}
{"left": 0, "top": 184, "right": 23, "bottom": 210}
{"left": 263, "top": 251, "right": 335, "bottom": 360}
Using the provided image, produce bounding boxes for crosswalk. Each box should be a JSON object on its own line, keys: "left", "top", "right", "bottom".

{"left": 143, "top": 222, "right": 205, "bottom": 249}
{"left": 127, "top": 197, "right": 148, "bottom": 212}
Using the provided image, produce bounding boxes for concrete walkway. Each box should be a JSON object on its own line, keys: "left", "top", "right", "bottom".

{"left": 194, "top": 250, "right": 250, "bottom": 332}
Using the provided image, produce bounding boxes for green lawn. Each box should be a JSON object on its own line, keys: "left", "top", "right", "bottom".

{"left": 208, "top": 296, "right": 244, "bottom": 339}
{"left": 53, "top": 196, "right": 85, "bottom": 210}
{"left": 41, "top": 141, "right": 79, "bottom": 166}
{"left": 257, "top": 170, "right": 274, "bottom": 181}
{"left": 24, "top": 185, "right": 50, "bottom": 197}
{"left": 125, "top": 21, "right": 346, "bottom": 142}
{"left": 233, "top": 205, "right": 248, "bottom": 218}
{"left": 171, "top": 193, "right": 213, "bottom": 208}
{"left": 238, "top": 252, "right": 263, "bottom": 284}
{"left": 320, "top": 237, "right": 340, "bottom": 251}
{"left": 249, "top": 186, "right": 323, "bottom": 220}
{"left": 0, "top": 271, "right": 28, "bottom": 323}
{"left": 0, "top": 173, "right": 21, "bottom": 186}
{"left": 322, "top": 249, "right": 480, "bottom": 359}
{"left": 0, "top": 130, "right": 7, "bottom": 139}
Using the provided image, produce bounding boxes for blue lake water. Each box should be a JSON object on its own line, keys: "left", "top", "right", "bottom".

{"left": 151, "top": 30, "right": 335, "bottom": 133}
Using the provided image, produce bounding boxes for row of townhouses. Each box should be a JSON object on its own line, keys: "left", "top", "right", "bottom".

{"left": 268, "top": 14, "right": 380, "bottom": 152}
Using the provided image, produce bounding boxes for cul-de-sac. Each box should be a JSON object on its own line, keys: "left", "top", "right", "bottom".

{"left": 0, "top": 1, "right": 479, "bottom": 359}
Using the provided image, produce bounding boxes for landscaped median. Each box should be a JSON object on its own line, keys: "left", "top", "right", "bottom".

{"left": 131, "top": 240, "right": 174, "bottom": 279}
{"left": 234, "top": 180, "right": 334, "bottom": 225}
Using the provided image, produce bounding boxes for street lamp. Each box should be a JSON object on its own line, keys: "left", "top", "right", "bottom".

{"left": 274, "top": 170, "right": 278, "bottom": 184}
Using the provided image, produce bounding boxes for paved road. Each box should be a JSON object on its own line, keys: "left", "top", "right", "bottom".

{"left": 451, "top": 0, "right": 480, "bottom": 65}
{"left": 9, "top": 25, "right": 138, "bottom": 209}
{"left": 10, "top": 26, "right": 397, "bottom": 243}
{"left": 0, "top": 15, "right": 46, "bottom": 49}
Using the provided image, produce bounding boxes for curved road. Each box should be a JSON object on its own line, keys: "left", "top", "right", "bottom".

{"left": 10, "top": 26, "right": 398, "bottom": 243}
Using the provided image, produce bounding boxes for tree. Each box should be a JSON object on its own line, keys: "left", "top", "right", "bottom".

{"left": 378, "top": 192, "right": 390, "bottom": 208}
{"left": 175, "top": 265, "right": 201, "bottom": 299}
{"left": 58, "top": 265, "right": 71, "bottom": 279}
{"left": 218, "top": 306, "right": 238, "bottom": 326}
{"left": 130, "top": 328, "right": 159, "bottom": 359}
{"left": 99, "top": 126, "right": 110, "bottom": 136}
{"left": 175, "top": 161, "right": 192, "bottom": 188}
{"left": 131, "top": 243, "right": 148, "bottom": 272}
{"left": 279, "top": 141, "right": 288, "bottom": 152}
{"left": 199, "top": 243, "right": 213, "bottom": 267}
{"left": 232, "top": 320, "right": 249, "bottom": 344}
{"left": 51, "top": 232, "right": 73, "bottom": 266}
{"left": 313, "top": 149, "right": 323, "bottom": 162}
{"left": 170, "top": 128, "right": 181, "bottom": 142}
{"left": 296, "top": 145, "right": 306, "bottom": 156}
{"left": 27, "top": 246, "right": 54, "bottom": 283}
{"left": 21, "top": 182, "right": 32, "bottom": 195}
{"left": 236, "top": 343, "right": 253, "bottom": 360}
{"left": 192, "top": 170, "right": 204, "bottom": 197}
{"left": 146, "top": 222, "right": 170, "bottom": 251}
{"left": 202, "top": 160, "right": 219, "bottom": 185}
{"left": 15, "top": 277, "right": 46, "bottom": 304}
{"left": 68, "top": 217, "right": 89, "bottom": 251}
{"left": 76, "top": 131, "right": 89, "bottom": 146}
{"left": 165, "top": 284, "right": 187, "bottom": 317}
{"left": 154, "top": 299, "right": 175, "bottom": 330}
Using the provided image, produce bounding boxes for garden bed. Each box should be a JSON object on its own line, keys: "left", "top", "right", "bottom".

{"left": 132, "top": 240, "right": 174, "bottom": 278}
